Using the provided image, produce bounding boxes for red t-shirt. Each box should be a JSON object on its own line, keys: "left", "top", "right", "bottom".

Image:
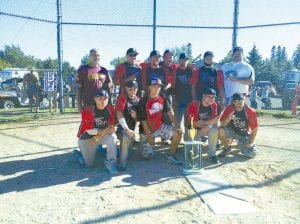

{"left": 186, "top": 101, "right": 218, "bottom": 128}
{"left": 77, "top": 105, "right": 115, "bottom": 138}
{"left": 138, "top": 96, "right": 170, "bottom": 133}
{"left": 220, "top": 104, "right": 258, "bottom": 133}
{"left": 115, "top": 93, "right": 140, "bottom": 130}
{"left": 114, "top": 62, "right": 142, "bottom": 94}
{"left": 76, "top": 64, "right": 111, "bottom": 106}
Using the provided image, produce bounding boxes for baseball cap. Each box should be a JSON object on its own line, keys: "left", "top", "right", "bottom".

{"left": 202, "top": 88, "right": 216, "bottom": 96}
{"left": 126, "top": 48, "right": 138, "bottom": 55}
{"left": 163, "top": 49, "right": 173, "bottom": 56}
{"left": 232, "top": 93, "right": 244, "bottom": 101}
{"left": 150, "top": 77, "right": 162, "bottom": 86}
{"left": 95, "top": 89, "right": 109, "bottom": 98}
{"left": 204, "top": 51, "right": 214, "bottom": 58}
{"left": 179, "top": 53, "right": 189, "bottom": 60}
{"left": 233, "top": 46, "right": 243, "bottom": 53}
{"left": 125, "top": 80, "right": 138, "bottom": 88}
{"left": 150, "top": 50, "right": 161, "bottom": 57}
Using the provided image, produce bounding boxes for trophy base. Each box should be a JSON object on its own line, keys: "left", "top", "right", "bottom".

{"left": 182, "top": 168, "right": 203, "bottom": 175}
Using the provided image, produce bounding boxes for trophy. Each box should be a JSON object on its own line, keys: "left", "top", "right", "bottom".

{"left": 182, "top": 116, "right": 202, "bottom": 174}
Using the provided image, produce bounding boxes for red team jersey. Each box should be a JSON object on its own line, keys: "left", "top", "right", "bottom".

{"left": 138, "top": 96, "right": 170, "bottom": 133}
{"left": 220, "top": 104, "right": 258, "bottom": 133}
{"left": 186, "top": 101, "right": 218, "bottom": 128}
{"left": 77, "top": 104, "right": 115, "bottom": 138}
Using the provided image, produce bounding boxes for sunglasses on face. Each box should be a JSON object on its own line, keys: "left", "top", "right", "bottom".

{"left": 128, "top": 54, "right": 137, "bottom": 57}
{"left": 233, "top": 99, "right": 243, "bottom": 103}
{"left": 127, "top": 88, "right": 137, "bottom": 92}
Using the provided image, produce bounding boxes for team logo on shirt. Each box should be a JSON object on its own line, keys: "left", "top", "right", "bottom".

{"left": 94, "top": 117, "right": 108, "bottom": 128}
{"left": 148, "top": 102, "right": 163, "bottom": 115}
{"left": 233, "top": 117, "right": 246, "bottom": 129}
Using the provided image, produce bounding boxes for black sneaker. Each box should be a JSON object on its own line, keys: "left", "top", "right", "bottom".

{"left": 167, "top": 155, "right": 183, "bottom": 166}
{"left": 218, "top": 147, "right": 231, "bottom": 157}
{"left": 118, "top": 164, "right": 127, "bottom": 171}
{"left": 72, "top": 149, "right": 85, "bottom": 165}
{"left": 208, "top": 156, "right": 219, "bottom": 164}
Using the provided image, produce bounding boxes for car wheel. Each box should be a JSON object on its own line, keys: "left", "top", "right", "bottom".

{"left": 3, "top": 100, "right": 16, "bottom": 109}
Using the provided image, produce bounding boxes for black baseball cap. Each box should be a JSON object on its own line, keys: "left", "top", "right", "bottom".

{"left": 232, "top": 93, "right": 244, "bottom": 101}
{"left": 179, "top": 53, "right": 188, "bottom": 60}
{"left": 125, "top": 80, "right": 138, "bottom": 88}
{"left": 149, "top": 77, "right": 162, "bottom": 86}
{"left": 233, "top": 46, "right": 243, "bottom": 53}
{"left": 95, "top": 89, "right": 109, "bottom": 98}
{"left": 202, "top": 88, "right": 216, "bottom": 96}
{"left": 163, "top": 49, "right": 173, "bottom": 56}
{"left": 126, "top": 48, "right": 138, "bottom": 55}
{"left": 150, "top": 50, "right": 161, "bottom": 57}
{"left": 204, "top": 51, "right": 214, "bottom": 58}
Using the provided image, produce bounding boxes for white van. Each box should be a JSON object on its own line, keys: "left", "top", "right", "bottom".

{"left": 0, "top": 68, "right": 31, "bottom": 82}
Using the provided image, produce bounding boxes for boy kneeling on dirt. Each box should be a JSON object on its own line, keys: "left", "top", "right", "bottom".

{"left": 77, "top": 89, "right": 118, "bottom": 174}
{"left": 218, "top": 92, "right": 258, "bottom": 158}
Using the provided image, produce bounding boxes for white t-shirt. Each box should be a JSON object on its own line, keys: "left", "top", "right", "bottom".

{"left": 222, "top": 61, "right": 255, "bottom": 98}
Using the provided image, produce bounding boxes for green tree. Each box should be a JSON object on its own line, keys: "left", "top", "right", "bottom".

{"left": 0, "top": 44, "right": 36, "bottom": 68}
{"left": 271, "top": 46, "right": 276, "bottom": 60}
{"left": 219, "top": 51, "right": 232, "bottom": 65}
{"left": 247, "top": 44, "right": 264, "bottom": 80}
{"left": 110, "top": 56, "right": 126, "bottom": 68}
{"left": 292, "top": 44, "right": 300, "bottom": 69}
{"left": 80, "top": 54, "right": 89, "bottom": 65}
{"left": 0, "top": 58, "right": 11, "bottom": 70}
{"left": 168, "top": 43, "right": 193, "bottom": 63}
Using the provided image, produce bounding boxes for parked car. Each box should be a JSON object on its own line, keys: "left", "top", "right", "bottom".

{"left": 255, "top": 81, "right": 277, "bottom": 97}
{"left": 0, "top": 78, "right": 48, "bottom": 109}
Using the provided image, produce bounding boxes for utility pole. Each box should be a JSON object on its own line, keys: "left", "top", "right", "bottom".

{"left": 152, "top": 0, "right": 156, "bottom": 50}
{"left": 232, "top": 0, "right": 239, "bottom": 52}
{"left": 56, "top": 0, "right": 64, "bottom": 113}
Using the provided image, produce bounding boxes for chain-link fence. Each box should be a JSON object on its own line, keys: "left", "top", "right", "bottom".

{"left": 1, "top": 0, "right": 300, "bottom": 116}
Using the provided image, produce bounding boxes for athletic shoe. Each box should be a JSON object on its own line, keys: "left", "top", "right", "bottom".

{"left": 243, "top": 147, "right": 257, "bottom": 158}
{"left": 218, "top": 146, "right": 231, "bottom": 157}
{"left": 208, "top": 156, "right": 219, "bottom": 164}
{"left": 105, "top": 160, "right": 118, "bottom": 175}
{"left": 167, "top": 155, "right": 183, "bottom": 166}
{"left": 72, "top": 149, "right": 85, "bottom": 165}
{"left": 118, "top": 164, "right": 127, "bottom": 171}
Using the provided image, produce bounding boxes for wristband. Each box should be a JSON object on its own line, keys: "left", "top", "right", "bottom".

{"left": 118, "top": 117, "right": 129, "bottom": 130}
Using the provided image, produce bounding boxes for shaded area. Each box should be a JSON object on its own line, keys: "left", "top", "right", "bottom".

{"left": 82, "top": 167, "right": 300, "bottom": 224}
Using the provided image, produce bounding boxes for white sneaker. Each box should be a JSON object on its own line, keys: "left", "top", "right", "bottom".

{"left": 105, "top": 160, "right": 118, "bottom": 175}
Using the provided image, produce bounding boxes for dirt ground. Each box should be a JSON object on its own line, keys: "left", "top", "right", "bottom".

{"left": 0, "top": 114, "right": 299, "bottom": 224}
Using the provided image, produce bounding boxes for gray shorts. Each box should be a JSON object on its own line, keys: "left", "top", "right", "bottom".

{"left": 152, "top": 123, "right": 175, "bottom": 141}
{"left": 223, "top": 126, "right": 248, "bottom": 142}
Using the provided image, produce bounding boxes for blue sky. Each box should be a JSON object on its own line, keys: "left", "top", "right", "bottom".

{"left": 1, "top": 0, "right": 300, "bottom": 70}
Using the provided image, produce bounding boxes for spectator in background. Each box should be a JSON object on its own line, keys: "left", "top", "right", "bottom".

{"left": 222, "top": 47, "right": 255, "bottom": 105}
{"left": 113, "top": 48, "right": 142, "bottom": 97}
{"left": 68, "top": 73, "right": 77, "bottom": 108}
{"left": 76, "top": 48, "right": 113, "bottom": 113}
{"left": 23, "top": 70, "right": 40, "bottom": 112}
{"left": 249, "top": 86, "right": 258, "bottom": 109}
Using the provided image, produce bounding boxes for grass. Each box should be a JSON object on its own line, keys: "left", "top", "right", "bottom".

{"left": 0, "top": 107, "right": 79, "bottom": 124}
{"left": 0, "top": 107, "right": 299, "bottom": 124}
{"left": 256, "top": 109, "right": 299, "bottom": 119}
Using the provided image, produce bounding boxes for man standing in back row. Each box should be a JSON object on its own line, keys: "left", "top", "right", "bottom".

{"left": 222, "top": 47, "right": 255, "bottom": 105}
{"left": 76, "top": 48, "right": 113, "bottom": 112}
